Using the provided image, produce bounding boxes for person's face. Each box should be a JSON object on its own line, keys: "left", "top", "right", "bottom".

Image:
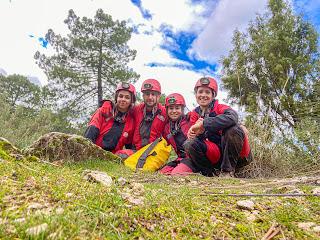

{"left": 142, "top": 90, "right": 160, "bottom": 108}
{"left": 195, "top": 86, "right": 214, "bottom": 107}
{"left": 116, "top": 90, "right": 132, "bottom": 112}
{"left": 167, "top": 105, "right": 183, "bottom": 121}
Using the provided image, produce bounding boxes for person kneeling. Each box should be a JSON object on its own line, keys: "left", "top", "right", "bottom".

{"left": 183, "top": 77, "right": 253, "bottom": 177}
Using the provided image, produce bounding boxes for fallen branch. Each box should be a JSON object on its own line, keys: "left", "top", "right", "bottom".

{"left": 200, "top": 193, "right": 320, "bottom": 197}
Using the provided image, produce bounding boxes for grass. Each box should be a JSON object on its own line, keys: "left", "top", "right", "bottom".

{"left": 1, "top": 158, "right": 320, "bottom": 239}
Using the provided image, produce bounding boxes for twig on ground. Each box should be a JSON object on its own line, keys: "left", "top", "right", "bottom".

{"left": 261, "top": 223, "right": 280, "bottom": 240}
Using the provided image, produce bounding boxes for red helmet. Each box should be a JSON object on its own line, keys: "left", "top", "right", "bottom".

{"left": 165, "top": 93, "right": 186, "bottom": 108}
{"left": 141, "top": 79, "right": 161, "bottom": 93}
{"left": 115, "top": 82, "right": 136, "bottom": 103}
{"left": 194, "top": 77, "right": 218, "bottom": 96}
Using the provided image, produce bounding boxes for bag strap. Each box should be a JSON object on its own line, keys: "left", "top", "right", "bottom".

{"left": 136, "top": 138, "right": 162, "bottom": 169}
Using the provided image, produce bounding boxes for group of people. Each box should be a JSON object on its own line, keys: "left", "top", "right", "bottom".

{"left": 84, "top": 77, "right": 252, "bottom": 177}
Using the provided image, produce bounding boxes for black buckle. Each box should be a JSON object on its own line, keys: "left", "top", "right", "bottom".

{"left": 200, "top": 77, "right": 210, "bottom": 85}
{"left": 143, "top": 83, "right": 152, "bottom": 89}
{"left": 122, "top": 82, "right": 130, "bottom": 89}
{"left": 167, "top": 97, "right": 176, "bottom": 104}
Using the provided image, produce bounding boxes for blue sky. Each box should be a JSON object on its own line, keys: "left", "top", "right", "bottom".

{"left": 0, "top": 0, "right": 319, "bottom": 108}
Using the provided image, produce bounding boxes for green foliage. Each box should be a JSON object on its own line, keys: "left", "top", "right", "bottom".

{"left": 35, "top": 9, "right": 139, "bottom": 118}
{"left": 0, "top": 98, "right": 77, "bottom": 148}
{"left": 222, "top": 0, "right": 319, "bottom": 154}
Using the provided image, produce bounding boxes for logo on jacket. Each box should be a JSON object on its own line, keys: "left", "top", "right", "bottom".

{"left": 123, "top": 132, "right": 129, "bottom": 138}
{"left": 157, "top": 115, "right": 165, "bottom": 122}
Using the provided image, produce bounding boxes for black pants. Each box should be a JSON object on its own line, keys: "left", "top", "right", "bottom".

{"left": 220, "top": 125, "right": 253, "bottom": 172}
{"left": 183, "top": 125, "right": 253, "bottom": 175}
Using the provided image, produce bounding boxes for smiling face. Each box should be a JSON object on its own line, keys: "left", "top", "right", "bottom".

{"left": 116, "top": 90, "right": 132, "bottom": 112}
{"left": 195, "top": 86, "right": 214, "bottom": 108}
{"left": 167, "top": 105, "right": 183, "bottom": 121}
{"left": 142, "top": 90, "right": 160, "bottom": 108}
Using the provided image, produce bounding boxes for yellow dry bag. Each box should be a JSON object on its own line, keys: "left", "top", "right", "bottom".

{"left": 124, "top": 138, "right": 172, "bottom": 172}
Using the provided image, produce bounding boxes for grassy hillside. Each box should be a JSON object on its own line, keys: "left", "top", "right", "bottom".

{"left": 1, "top": 157, "right": 320, "bottom": 239}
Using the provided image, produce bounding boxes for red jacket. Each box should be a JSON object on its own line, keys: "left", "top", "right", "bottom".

{"left": 84, "top": 100, "right": 135, "bottom": 153}
{"left": 163, "top": 116, "right": 191, "bottom": 158}
{"left": 132, "top": 103, "right": 166, "bottom": 150}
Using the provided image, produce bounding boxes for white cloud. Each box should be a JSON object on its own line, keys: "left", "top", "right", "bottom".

{"left": 0, "top": 0, "right": 267, "bottom": 111}
{"left": 190, "top": 0, "right": 268, "bottom": 63}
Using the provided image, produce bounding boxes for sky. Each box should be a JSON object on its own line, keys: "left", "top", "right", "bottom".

{"left": 0, "top": 0, "right": 319, "bottom": 109}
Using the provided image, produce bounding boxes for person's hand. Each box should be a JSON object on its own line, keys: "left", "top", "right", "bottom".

{"left": 187, "top": 118, "right": 205, "bottom": 139}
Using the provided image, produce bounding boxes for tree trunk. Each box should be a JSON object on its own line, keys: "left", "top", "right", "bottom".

{"left": 97, "top": 42, "right": 103, "bottom": 107}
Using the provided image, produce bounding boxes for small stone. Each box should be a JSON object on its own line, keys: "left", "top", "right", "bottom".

{"left": 210, "top": 215, "right": 217, "bottom": 223}
{"left": 55, "top": 207, "right": 64, "bottom": 215}
{"left": 117, "top": 177, "right": 127, "bottom": 186}
{"left": 83, "top": 170, "right": 113, "bottom": 187}
{"left": 312, "top": 226, "right": 320, "bottom": 232}
{"left": 127, "top": 196, "right": 144, "bottom": 205}
{"left": 131, "top": 182, "right": 145, "bottom": 195}
{"left": 26, "top": 223, "right": 48, "bottom": 236}
{"left": 297, "top": 222, "right": 316, "bottom": 230}
{"left": 237, "top": 200, "right": 255, "bottom": 210}
{"left": 66, "top": 192, "right": 73, "bottom": 198}
{"left": 286, "top": 189, "right": 305, "bottom": 195}
{"left": 190, "top": 181, "right": 198, "bottom": 185}
{"left": 13, "top": 218, "right": 26, "bottom": 223}
{"left": 311, "top": 187, "right": 320, "bottom": 195}
{"left": 28, "top": 203, "right": 44, "bottom": 210}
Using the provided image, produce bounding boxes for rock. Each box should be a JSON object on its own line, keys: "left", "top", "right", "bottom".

{"left": 117, "top": 177, "right": 127, "bottom": 186}
{"left": 83, "top": 170, "right": 113, "bottom": 187}
{"left": 65, "top": 193, "right": 73, "bottom": 198}
{"left": 55, "top": 207, "right": 64, "bottom": 215}
{"left": 297, "top": 222, "right": 316, "bottom": 231}
{"left": 237, "top": 200, "right": 255, "bottom": 211}
{"left": 286, "top": 189, "right": 305, "bottom": 195}
{"left": 13, "top": 218, "right": 26, "bottom": 223}
{"left": 23, "top": 132, "right": 121, "bottom": 163}
{"left": 311, "top": 187, "right": 320, "bottom": 195}
{"left": 131, "top": 182, "right": 145, "bottom": 195}
{"left": 26, "top": 223, "right": 48, "bottom": 236}
{"left": 127, "top": 197, "right": 144, "bottom": 205}
{"left": 28, "top": 203, "right": 44, "bottom": 210}
{"left": 210, "top": 215, "right": 217, "bottom": 223}
{"left": 312, "top": 226, "right": 320, "bottom": 232}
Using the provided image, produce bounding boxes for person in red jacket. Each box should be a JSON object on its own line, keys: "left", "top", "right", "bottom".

{"left": 132, "top": 78, "right": 166, "bottom": 149}
{"left": 84, "top": 82, "right": 136, "bottom": 155}
{"left": 180, "top": 77, "right": 252, "bottom": 177}
{"left": 115, "top": 79, "right": 167, "bottom": 160}
{"left": 159, "top": 93, "right": 192, "bottom": 175}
